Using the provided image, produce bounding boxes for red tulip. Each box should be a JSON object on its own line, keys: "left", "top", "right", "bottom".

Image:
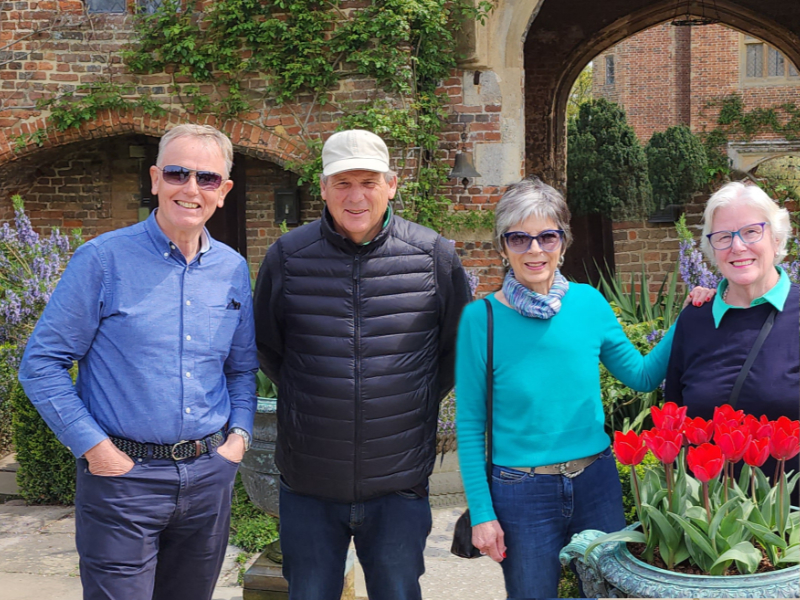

{"left": 643, "top": 428, "right": 683, "bottom": 465}
{"left": 683, "top": 416, "right": 714, "bottom": 445}
{"left": 713, "top": 404, "right": 745, "bottom": 428}
{"left": 743, "top": 414, "right": 773, "bottom": 440}
{"left": 743, "top": 437, "right": 770, "bottom": 468}
{"left": 688, "top": 443, "right": 725, "bottom": 482}
{"left": 651, "top": 402, "right": 688, "bottom": 431}
{"left": 614, "top": 430, "right": 648, "bottom": 466}
{"left": 715, "top": 423, "right": 752, "bottom": 463}
{"left": 769, "top": 416, "right": 800, "bottom": 461}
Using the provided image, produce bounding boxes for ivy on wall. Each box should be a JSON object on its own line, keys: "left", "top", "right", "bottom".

{"left": 21, "top": 0, "right": 494, "bottom": 233}
{"left": 700, "top": 94, "right": 800, "bottom": 178}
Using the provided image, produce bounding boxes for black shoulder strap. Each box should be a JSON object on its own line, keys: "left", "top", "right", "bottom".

{"left": 729, "top": 307, "right": 778, "bottom": 409}
{"left": 484, "top": 298, "right": 494, "bottom": 480}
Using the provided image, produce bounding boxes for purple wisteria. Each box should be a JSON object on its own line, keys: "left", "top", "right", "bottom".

{"left": 678, "top": 238, "right": 721, "bottom": 290}
{"left": 0, "top": 195, "right": 80, "bottom": 369}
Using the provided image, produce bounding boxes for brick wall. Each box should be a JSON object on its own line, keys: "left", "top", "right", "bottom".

{"left": 0, "top": 2, "right": 506, "bottom": 287}
{"left": 594, "top": 23, "right": 800, "bottom": 143}
{"left": 612, "top": 192, "right": 707, "bottom": 294}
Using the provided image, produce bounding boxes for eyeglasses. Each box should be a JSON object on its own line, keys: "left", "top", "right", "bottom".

{"left": 157, "top": 165, "right": 225, "bottom": 191}
{"left": 502, "top": 230, "right": 564, "bottom": 254}
{"left": 706, "top": 222, "right": 767, "bottom": 250}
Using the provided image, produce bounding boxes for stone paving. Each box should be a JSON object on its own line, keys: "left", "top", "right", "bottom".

{"left": 0, "top": 452, "right": 508, "bottom": 600}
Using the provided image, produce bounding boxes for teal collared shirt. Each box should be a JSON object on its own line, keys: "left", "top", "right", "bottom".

{"left": 712, "top": 266, "right": 791, "bottom": 328}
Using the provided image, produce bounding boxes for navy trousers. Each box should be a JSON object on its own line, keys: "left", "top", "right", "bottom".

{"left": 75, "top": 447, "right": 239, "bottom": 600}
{"left": 279, "top": 479, "right": 432, "bottom": 600}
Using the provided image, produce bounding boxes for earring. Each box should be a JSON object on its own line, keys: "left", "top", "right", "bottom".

{"left": 558, "top": 254, "right": 565, "bottom": 267}
{"left": 502, "top": 257, "right": 510, "bottom": 268}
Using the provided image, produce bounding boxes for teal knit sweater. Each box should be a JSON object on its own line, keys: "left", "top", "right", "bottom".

{"left": 455, "top": 284, "right": 675, "bottom": 526}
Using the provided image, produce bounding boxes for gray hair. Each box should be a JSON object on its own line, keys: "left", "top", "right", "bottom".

{"left": 157, "top": 124, "right": 234, "bottom": 178}
{"left": 320, "top": 170, "right": 397, "bottom": 186}
{"left": 700, "top": 181, "right": 791, "bottom": 265}
{"left": 494, "top": 177, "right": 573, "bottom": 256}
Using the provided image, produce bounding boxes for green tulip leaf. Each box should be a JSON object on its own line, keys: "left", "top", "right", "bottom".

{"left": 709, "top": 498, "right": 741, "bottom": 541}
{"left": 584, "top": 530, "right": 646, "bottom": 557}
{"left": 737, "top": 464, "right": 751, "bottom": 492}
{"left": 669, "top": 512, "right": 717, "bottom": 559}
{"left": 719, "top": 505, "right": 744, "bottom": 539}
{"left": 673, "top": 539, "right": 691, "bottom": 566}
{"left": 738, "top": 519, "right": 788, "bottom": 549}
{"left": 776, "top": 544, "right": 800, "bottom": 565}
{"left": 711, "top": 541, "right": 761, "bottom": 574}
{"left": 644, "top": 505, "right": 680, "bottom": 549}
{"left": 790, "top": 523, "right": 800, "bottom": 547}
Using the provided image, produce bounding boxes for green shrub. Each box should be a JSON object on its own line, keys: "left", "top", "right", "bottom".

{"left": 567, "top": 98, "right": 653, "bottom": 220}
{"left": 646, "top": 125, "right": 708, "bottom": 210}
{"left": 10, "top": 381, "right": 75, "bottom": 504}
{"left": 0, "top": 344, "right": 16, "bottom": 455}
{"left": 230, "top": 474, "right": 279, "bottom": 552}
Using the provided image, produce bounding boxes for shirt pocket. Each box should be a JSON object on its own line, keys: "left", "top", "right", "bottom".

{"left": 209, "top": 308, "right": 240, "bottom": 356}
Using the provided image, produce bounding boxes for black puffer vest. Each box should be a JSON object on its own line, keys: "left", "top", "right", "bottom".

{"left": 268, "top": 210, "right": 456, "bottom": 502}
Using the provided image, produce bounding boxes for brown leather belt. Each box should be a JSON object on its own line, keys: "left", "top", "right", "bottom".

{"left": 508, "top": 452, "right": 601, "bottom": 478}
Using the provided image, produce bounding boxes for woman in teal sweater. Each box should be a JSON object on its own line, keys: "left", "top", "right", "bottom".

{"left": 455, "top": 178, "right": 708, "bottom": 598}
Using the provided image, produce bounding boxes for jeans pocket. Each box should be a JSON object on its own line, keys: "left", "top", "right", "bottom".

{"left": 395, "top": 489, "right": 422, "bottom": 500}
{"left": 214, "top": 448, "right": 242, "bottom": 468}
{"left": 597, "top": 446, "right": 613, "bottom": 460}
{"left": 491, "top": 466, "right": 529, "bottom": 484}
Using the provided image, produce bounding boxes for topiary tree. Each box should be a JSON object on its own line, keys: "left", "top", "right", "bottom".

{"left": 646, "top": 125, "right": 709, "bottom": 209}
{"left": 567, "top": 98, "right": 653, "bottom": 219}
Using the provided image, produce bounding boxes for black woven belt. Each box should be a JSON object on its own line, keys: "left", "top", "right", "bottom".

{"left": 109, "top": 431, "right": 225, "bottom": 461}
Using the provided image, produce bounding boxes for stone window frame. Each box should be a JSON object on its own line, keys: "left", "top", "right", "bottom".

{"left": 740, "top": 35, "right": 799, "bottom": 87}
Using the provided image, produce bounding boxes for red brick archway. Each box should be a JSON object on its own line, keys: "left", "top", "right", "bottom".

{"left": 0, "top": 109, "right": 309, "bottom": 171}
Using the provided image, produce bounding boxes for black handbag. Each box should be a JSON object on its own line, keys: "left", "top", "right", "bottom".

{"left": 451, "top": 298, "right": 494, "bottom": 559}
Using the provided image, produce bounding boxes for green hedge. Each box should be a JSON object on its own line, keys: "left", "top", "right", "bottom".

{"left": 10, "top": 382, "right": 75, "bottom": 504}
{"left": 0, "top": 347, "right": 16, "bottom": 456}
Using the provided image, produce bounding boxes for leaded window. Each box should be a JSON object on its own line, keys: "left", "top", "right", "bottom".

{"left": 746, "top": 43, "right": 763, "bottom": 78}
{"left": 767, "top": 47, "right": 785, "bottom": 77}
{"left": 606, "top": 56, "right": 615, "bottom": 86}
{"left": 86, "top": 0, "right": 126, "bottom": 13}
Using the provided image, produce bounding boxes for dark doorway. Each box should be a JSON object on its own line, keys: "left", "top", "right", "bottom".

{"left": 560, "top": 213, "right": 615, "bottom": 285}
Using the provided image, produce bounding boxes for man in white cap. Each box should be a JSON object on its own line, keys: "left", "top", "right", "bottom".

{"left": 254, "top": 129, "right": 471, "bottom": 599}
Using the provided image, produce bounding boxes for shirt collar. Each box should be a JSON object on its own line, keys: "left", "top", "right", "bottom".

{"left": 145, "top": 209, "right": 212, "bottom": 260}
{"left": 362, "top": 205, "right": 393, "bottom": 246}
{"left": 712, "top": 266, "right": 790, "bottom": 328}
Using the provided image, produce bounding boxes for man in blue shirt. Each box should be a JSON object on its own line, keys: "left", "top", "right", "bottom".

{"left": 19, "top": 124, "right": 258, "bottom": 600}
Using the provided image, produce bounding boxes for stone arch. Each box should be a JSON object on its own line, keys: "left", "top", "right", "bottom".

{"left": 0, "top": 109, "right": 309, "bottom": 172}
{"left": 459, "top": 0, "right": 800, "bottom": 188}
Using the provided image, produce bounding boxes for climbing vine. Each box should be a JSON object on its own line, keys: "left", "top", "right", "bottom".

{"left": 120, "top": 0, "right": 494, "bottom": 231}
{"left": 700, "top": 94, "right": 800, "bottom": 178}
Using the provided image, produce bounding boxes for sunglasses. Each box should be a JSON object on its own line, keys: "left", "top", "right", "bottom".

{"left": 158, "top": 165, "right": 225, "bottom": 191}
{"left": 503, "top": 230, "right": 564, "bottom": 254}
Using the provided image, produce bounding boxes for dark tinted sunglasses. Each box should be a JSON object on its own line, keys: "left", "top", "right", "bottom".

{"left": 503, "top": 229, "right": 564, "bottom": 253}
{"left": 158, "top": 165, "right": 225, "bottom": 191}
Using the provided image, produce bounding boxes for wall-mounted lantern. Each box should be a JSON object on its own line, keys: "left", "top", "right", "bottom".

{"left": 448, "top": 133, "right": 481, "bottom": 189}
{"left": 275, "top": 188, "right": 300, "bottom": 226}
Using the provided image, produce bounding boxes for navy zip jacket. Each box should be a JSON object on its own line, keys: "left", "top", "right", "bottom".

{"left": 254, "top": 207, "right": 471, "bottom": 502}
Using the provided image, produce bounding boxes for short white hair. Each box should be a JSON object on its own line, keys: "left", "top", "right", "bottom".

{"left": 700, "top": 181, "right": 792, "bottom": 266}
{"left": 157, "top": 124, "right": 234, "bottom": 178}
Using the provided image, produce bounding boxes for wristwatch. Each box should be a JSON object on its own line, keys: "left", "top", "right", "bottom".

{"left": 228, "top": 427, "right": 251, "bottom": 452}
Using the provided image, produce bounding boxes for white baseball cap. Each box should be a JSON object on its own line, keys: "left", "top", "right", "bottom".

{"left": 322, "top": 130, "right": 390, "bottom": 176}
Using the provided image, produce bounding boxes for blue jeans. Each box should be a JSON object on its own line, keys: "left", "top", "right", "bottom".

{"left": 491, "top": 447, "right": 625, "bottom": 599}
{"left": 75, "top": 447, "right": 239, "bottom": 600}
{"left": 279, "top": 479, "right": 432, "bottom": 600}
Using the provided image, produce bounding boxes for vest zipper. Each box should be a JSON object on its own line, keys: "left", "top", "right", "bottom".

{"left": 353, "top": 252, "right": 362, "bottom": 501}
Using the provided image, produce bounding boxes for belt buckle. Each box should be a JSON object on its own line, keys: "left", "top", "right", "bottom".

{"left": 171, "top": 440, "right": 192, "bottom": 461}
{"left": 558, "top": 461, "right": 584, "bottom": 479}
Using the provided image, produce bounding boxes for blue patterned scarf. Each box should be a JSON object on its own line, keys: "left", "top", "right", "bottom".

{"left": 502, "top": 268, "right": 569, "bottom": 319}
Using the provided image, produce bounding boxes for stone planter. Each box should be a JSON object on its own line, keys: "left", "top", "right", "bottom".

{"left": 559, "top": 526, "right": 800, "bottom": 598}
{"left": 240, "top": 397, "right": 279, "bottom": 517}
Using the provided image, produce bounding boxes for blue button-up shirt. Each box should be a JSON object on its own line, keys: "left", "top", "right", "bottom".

{"left": 19, "top": 211, "right": 258, "bottom": 458}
